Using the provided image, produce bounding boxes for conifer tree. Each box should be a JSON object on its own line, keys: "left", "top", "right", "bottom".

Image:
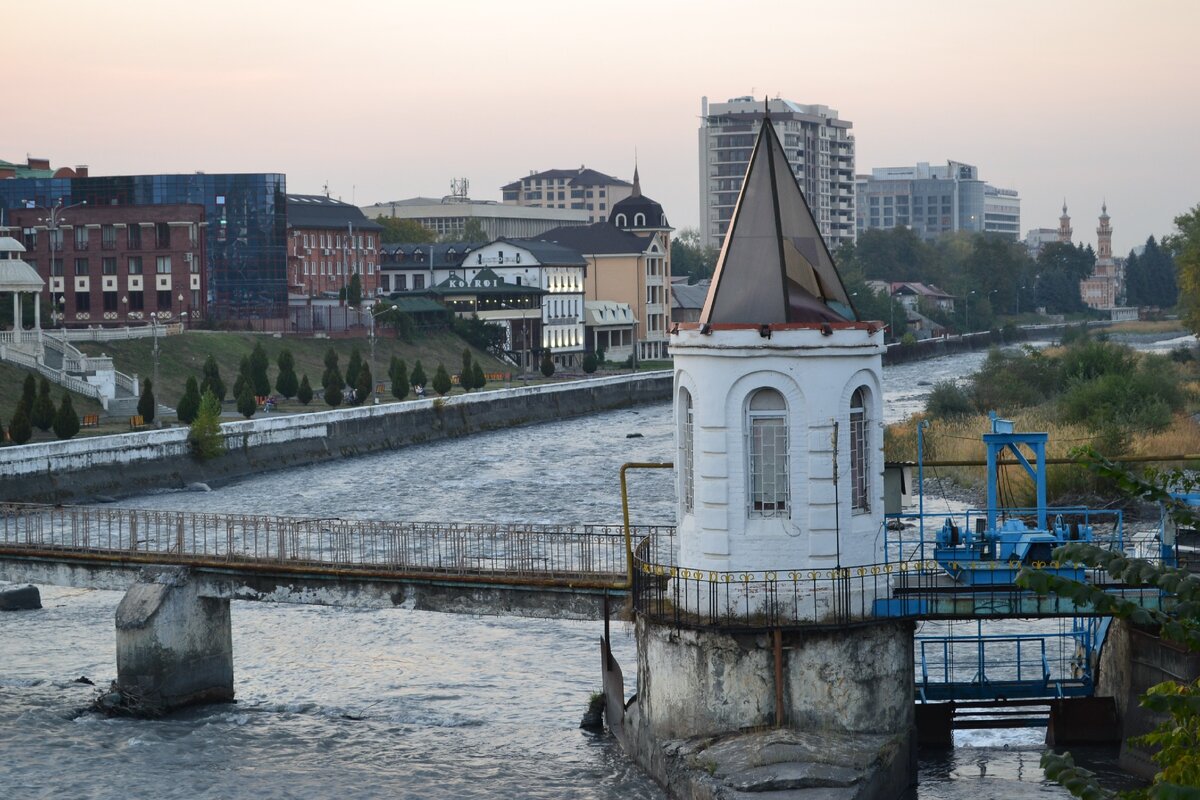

{"left": 461, "top": 348, "right": 475, "bottom": 391}
{"left": 233, "top": 355, "right": 252, "bottom": 401}
{"left": 431, "top": 363, "right": 452, "bottom": 396}
{"left": 322, "top": 348, "right": 342, "bottom": 390}
{"left": 297, "top": 374, "right": 314, "bottom": 405}
{"left": 138, "top": 378, "right": 156, "bottom": 423}
{"left": 250, "top": 341, "right": 271, "bottom": 397}
{"left": 21, "top": 373, "right": 36, "bottom": 410}
{"left": 8, "top": 401, "right": 32, "bottom": 444}
{"left": 540, "top": 349, "right": 555, "bottom": 378}
{"left": 410, "top": 360, "right": 426, "bottom": 389}
{"left": 237, "top": 381, "right": 256, "bottom": 418}
{"left": 355, "top": 363, "right": 373, "bottom": 405}
{"left": 200, "top": 355, "right": 226, "bottom": 403}
{"left": 324, "top": 377, "right": 343, "bottom": 407}
{"left": 188, "top": 390, "right": 225, "bottom": 460}
{"left": 53, "top": 393, "right": 80, "bottom": 440}
{"left": 471, "top": 361, "right": 485, "bottom": 391}
{"left": 31, "top": 377, "right": 55, "bottom": 431}
{"left": 345, "top": 347, "right": 362, "bottom": 391}
{"left": 275, "top": 349, "right": 299, "bottom": 398}
{"left": 391, "top": 358, "right": 409, "bottom": 400}
{"left": 177, "top": 376, "right": 201, "bottom": 424}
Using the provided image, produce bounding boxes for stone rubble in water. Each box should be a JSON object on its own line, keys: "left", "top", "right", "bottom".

{"left": 0, "top": 584, "right": 42, "bottom": 611}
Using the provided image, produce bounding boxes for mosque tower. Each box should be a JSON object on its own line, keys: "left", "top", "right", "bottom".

{"left": 1058, "top": 200, "right": 1073, "bottom": 243}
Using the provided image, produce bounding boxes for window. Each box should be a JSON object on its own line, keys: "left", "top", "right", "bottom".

{"left": 157, "top": 291, "right": 172, "bottom": 309}
{"left": 414, "top": 274, "right": 425, "bottom": 290}
{"left": 747, "top": 388, "right": 788, "bottom": 517}
{"left": 156, "top": 222, "right": 171, "bottom": 248}
{"left": 129, "top": 292, "right": 144, "bottom": 311}
{"left": 22, "top": 227, "right": 37, "bottom": 250}
{"left": 396, "top": 274, "right": 407, "bottom": 291}
{"left": 615, "top": 213, "right": 627, "bottom": 227}
{"left": 127, "top": 225, "right": 142, "bottom": 249}
{"left": 102, "top": 257, "right": 117, "bottom": 275}
{"left": 634, "top": 213, "right": 646, "bottom": 226}
{"left": 156, "top": 256, "right": 172, "bottom": 274}
{"left": 128, "top": 256, "right": 143, "bottom": 275}
{"left": 680, "top": 388, "right": 694, "bottom": 514}
{"left": 51, "top": 258, "right": 64, "bottom": 276}
{"left": 74, "top": 226, "right": 88, "bottom": 249}
{"left": 75, "top": 257, "right": 89, "bottom": 275}
{"left": 102, "top": 225, "right": 116, "bottom": 249}
{"left": 75, "top": 292, "right": 90, "bottom": 312}
{"left": 49, "top": 228, "right": 63, "bottom": 252}
{"left": 850, "top": 388, "right": 869, "bottom": 511}
{"left": 103, "top": 292, "right": 118, "bottom": 312}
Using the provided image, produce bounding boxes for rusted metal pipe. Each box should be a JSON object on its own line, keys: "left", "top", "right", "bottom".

{"left": 773, "top": 628, "right": 784, "bottom": 728}
{"left": 619, "top": 462, "right": 674, "bottom": 588}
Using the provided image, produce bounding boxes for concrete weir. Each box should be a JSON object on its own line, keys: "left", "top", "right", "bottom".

{"left": 114, "top": 567, "right": 233, "bottom": 714}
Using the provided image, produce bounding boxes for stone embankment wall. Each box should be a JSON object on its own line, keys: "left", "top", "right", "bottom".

{"left": 0, "top": 372, "right": 672, "bottom": 504}
{"left": 881, "top": 322, "right": 1108, "bottom": 365}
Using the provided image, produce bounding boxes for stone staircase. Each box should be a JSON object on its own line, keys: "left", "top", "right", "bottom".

{"left": 0, "top": 332, "right": 142, "bottom": 417}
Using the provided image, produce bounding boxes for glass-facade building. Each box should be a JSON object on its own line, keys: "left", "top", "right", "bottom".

{"left": 0, "top": 173, "right": 287, "bottom": 318}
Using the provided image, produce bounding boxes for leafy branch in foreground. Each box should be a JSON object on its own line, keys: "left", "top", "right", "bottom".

{"left": 1016, "top": 450, "right": 1200, "bottom": 799}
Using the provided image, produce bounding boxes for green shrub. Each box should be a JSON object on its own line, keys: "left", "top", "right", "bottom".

{"left": 275, "top": 349, "right": 298, "bottom": 398}
{"left": 324, "top": 378, "right": 342, "bottom": 407}
{"left": 250, "top": 342, "right": 271, "bottom": 397}
{"left": 410, "top": 360, "right": 426, "bottom": 389}
{"left": 582, "top": 353, "right": 598, "bottom": 374}
{"left": 541, "top": 350, "right": 555, "bottom": 378}
{"left": 925, "top": 381, "right": 973, "bottom": 420}
{"left": 355, "top": 363, "right": 372, "bottom": 405}
{"left": 200, "top": 355, "right": 226, "bottom": 403}
{"left": 471, "top": 362, "right": 485, "bottom": 390}
{"left": 1058, "top": 339, "right": 1136, "bottom": 382}
{"left": 345, "top": 348, "right": 362, "bottom": 391}
{"left": 188, "top": 391, "right": 225, "bottom": 460}
{"left": 390, "top": 357, "right": 408, "bottom": 400}
{"left": 31, "top": 378, "right": 55, "bottom": 431}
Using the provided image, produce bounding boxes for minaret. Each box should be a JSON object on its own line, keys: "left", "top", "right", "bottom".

{"left": 1058, "top": 200, "right": 1073, "bottom": 243}
{"left": 1096, "top": 201, "right": 1113, "bottom": 264}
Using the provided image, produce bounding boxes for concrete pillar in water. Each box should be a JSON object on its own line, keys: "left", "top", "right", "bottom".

{"left": 115, "top": 567, "right": 233, "bottom": 714}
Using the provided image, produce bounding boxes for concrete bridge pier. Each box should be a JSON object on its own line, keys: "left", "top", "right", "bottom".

{"left": 114, "top": 566, "right": 233, "bottom": 715}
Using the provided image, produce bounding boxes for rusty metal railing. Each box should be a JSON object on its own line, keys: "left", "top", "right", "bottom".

{"left": 0, "top": 502, "right": 673, "bottom": 583}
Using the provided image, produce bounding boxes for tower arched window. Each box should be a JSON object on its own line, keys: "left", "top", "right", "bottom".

{"left": 634, "top": 213, "right": 646, "bottom": 227}
{"left": 850, "top": 387, "right": 869, "bottom": 511}
{"left": 615, "top": 213, "right": 627, "bottom": 227}
{"left": 747, "top": 388, "right": 788, "bottom": 517}
{"left": 680, "top": 388, "right": 694, "bottom": 514}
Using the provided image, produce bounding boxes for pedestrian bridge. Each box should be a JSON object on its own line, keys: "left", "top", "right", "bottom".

{"left": 0, "top": 502, "right": 1171, "bottom": 715}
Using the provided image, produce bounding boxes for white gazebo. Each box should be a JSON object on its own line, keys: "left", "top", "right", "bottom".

{"left": 0, "top": 236, "right": 45, "bottom": 351}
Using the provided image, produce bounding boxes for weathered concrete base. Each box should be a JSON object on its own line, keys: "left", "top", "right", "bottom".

{"left": 0, "top": 583, "right": 41, "bottom": 610}
{"left": 607, "top": 620, "right": 917, "bottom": 799}
{"left": 1097, "top": 619, "right": 1200, "bottom": 779}
{"left": 1047, "top": 697, "right": 1120, "bottom": 746}
{"left": 115, "top": 567, "right": 233, "bottom": 715}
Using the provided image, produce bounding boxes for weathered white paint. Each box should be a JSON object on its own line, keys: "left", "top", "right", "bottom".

{"left": 671, "top": 327, "right": 886, "bottom": 576}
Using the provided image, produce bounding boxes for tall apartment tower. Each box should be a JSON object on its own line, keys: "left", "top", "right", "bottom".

{"left": 698, "top": 96, "right": 855, "bottom": 251}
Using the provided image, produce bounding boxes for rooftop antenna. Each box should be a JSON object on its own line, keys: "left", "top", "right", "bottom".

{"left": 323, "top": 181, "right": 330, "bottom": 198}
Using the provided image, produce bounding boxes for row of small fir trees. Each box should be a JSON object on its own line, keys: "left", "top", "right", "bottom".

{"left": 385, "top": 349, "right": 490, "bottom": 400}
{"left": 4, "top": 374, "right": 83, "bottom": 443}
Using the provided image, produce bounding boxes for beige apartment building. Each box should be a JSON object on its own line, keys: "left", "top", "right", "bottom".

{"left": 502, "top": 166, "right": 633, "bottom": 224}
{"left": 540, "top": 171, "right": 672, "bottom": 361}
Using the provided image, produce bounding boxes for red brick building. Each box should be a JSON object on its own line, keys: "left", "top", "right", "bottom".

{"left": 5, "top": 203, "right": 206, "bottom": 326}
{"left": 286, "top": 195, "right": 383, "bottom": 299}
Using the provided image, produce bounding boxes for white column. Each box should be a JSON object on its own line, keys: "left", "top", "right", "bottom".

{"left": 12, "top": 293, "right": 20, "bottom": 345}
{"left": 34, "top": 292, "right": 42, "bottom": 351}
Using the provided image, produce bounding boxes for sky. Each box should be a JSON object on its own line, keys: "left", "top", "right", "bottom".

{"left": 8, "top": 0, "right": 1199, "bottom": 255}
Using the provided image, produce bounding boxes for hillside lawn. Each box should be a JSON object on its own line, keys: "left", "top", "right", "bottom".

{"left": 74, "top": 330, "right": 518, "bottom": 411}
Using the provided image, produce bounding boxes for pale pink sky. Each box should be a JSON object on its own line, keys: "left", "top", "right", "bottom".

{"left": 9, "top": 0, "right": 1199, "bottom": 254}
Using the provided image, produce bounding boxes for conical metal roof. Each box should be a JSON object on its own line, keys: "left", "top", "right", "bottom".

{"left": 700, "top": 113, "right": 856, "bottom": 325}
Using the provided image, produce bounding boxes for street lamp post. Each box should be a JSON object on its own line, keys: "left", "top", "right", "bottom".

{"left": 150, "top": 312, "right": 160, "bottom": 419}
{"left": 964, "top": 290, "right": 976, "bottom": 333}
{"left": 37, "top": 199, "right": 87, "bottom": 332}
{"left": 369, "top": 303, "right": 400, "bottom": 403}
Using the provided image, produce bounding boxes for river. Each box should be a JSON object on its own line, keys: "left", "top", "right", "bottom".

{"left": 0, "top": 347, "right": 1144, "bottom": 799}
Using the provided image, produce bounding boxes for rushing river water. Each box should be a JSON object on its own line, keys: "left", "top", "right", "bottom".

{"left": 2, "top": 348, "right": 1142, "bottom": 799}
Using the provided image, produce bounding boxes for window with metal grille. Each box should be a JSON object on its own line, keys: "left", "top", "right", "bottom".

{"left": 850, "top": 387, "right": 869, "bottom": 511}
{"left": 747, "top": 388, "right": 788, "bottom": 517}
{"left": 680, "top": 388, "right": 694, "bottom": 514}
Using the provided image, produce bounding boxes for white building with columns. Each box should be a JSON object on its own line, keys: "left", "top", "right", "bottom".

{"left": 0, "top": 237, "right": 45, "bottom": 353}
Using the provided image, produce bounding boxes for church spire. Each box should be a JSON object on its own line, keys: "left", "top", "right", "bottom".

{"left": 699, "top": 114, "right": 855, "bottom": 325}
{"left": 631, "top": 164, "right": 641, "bottom": 198}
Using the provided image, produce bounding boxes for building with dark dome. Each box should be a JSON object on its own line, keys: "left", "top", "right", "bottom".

{"left": 608, "top": 168, "right": 669, "bottom": 232}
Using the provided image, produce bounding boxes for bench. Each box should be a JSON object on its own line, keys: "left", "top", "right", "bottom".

{"left": 129, "top": 415, "right": 145, "bottom": 430}
{"left": 81, "top": 414, "right": 100, "bottom": 428}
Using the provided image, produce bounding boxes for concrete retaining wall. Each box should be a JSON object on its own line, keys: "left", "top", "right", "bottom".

{"left": 0, "top": 371, "right": 673, "bottom": 504}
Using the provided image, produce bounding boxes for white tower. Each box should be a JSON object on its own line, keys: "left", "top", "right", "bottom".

{"left": 673, "top": 110, "right": 886, "bottom": 585}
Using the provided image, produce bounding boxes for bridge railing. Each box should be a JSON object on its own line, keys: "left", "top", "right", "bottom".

{"left": 631, "top": 531, "right": 1170, "bottom": 631}
{"left": 915, "top": 631, "right": 1091, "bottom": 701}
{"left": 0, "top": 503, "right": 672, "bottom": 581}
